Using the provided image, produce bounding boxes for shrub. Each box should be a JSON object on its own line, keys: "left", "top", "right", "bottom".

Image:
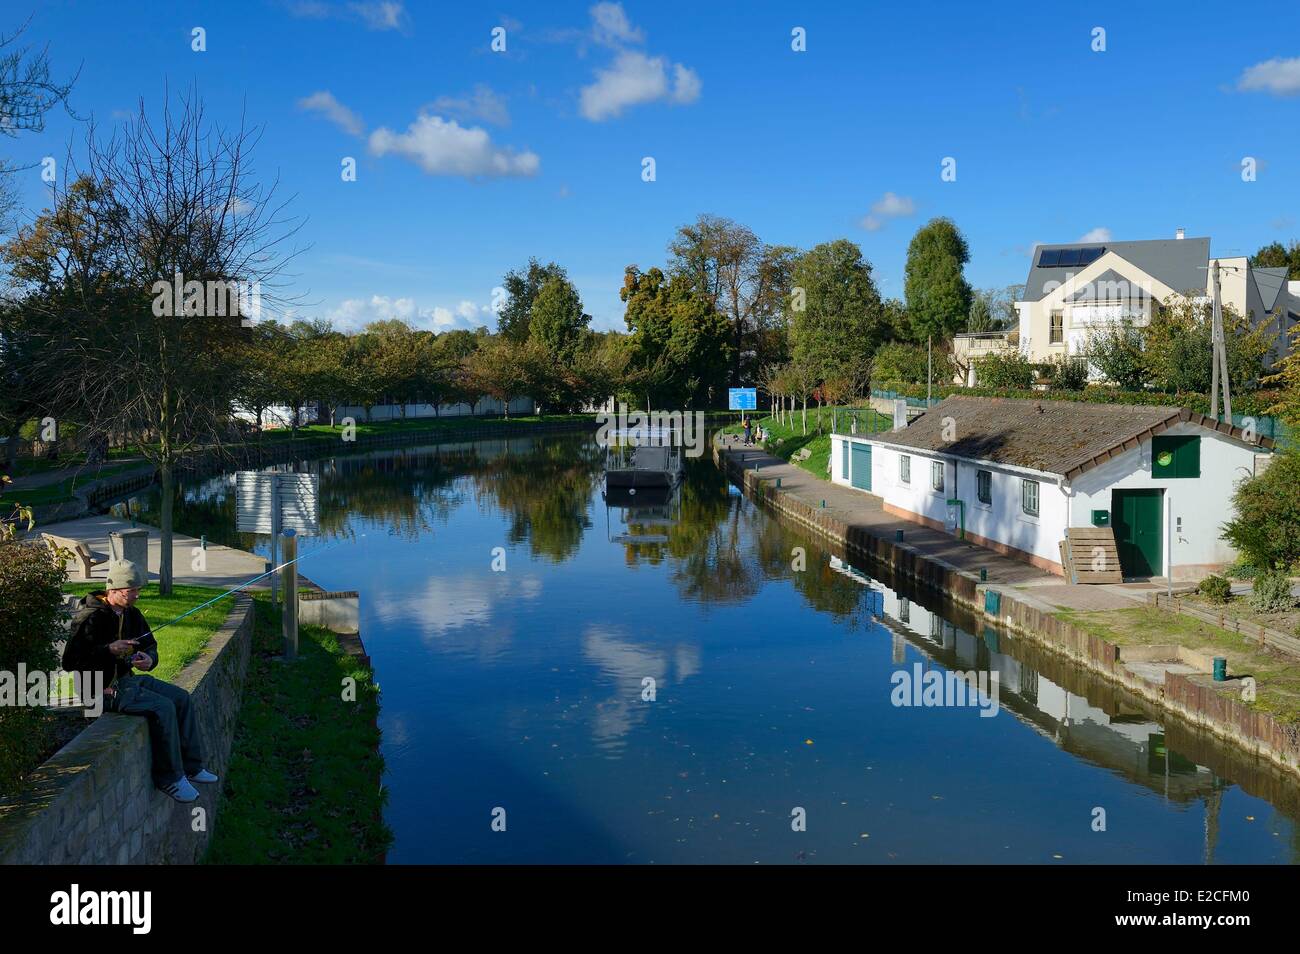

{"left": 871, "top": 342, "right": 930, "bottom": 386}
{"left": 974, "top": 350, "right": 1034, "bottom": 389}
{"left": 1248, "top": 570, "right": 1297, "bottom": 613}
{"left": 1225, "top": 559, "right": 1259, "bottom": 580}
{"left": 0, "top": 539, "right": 70, "bottom": 795}
{"left": 1221, "top": 449, "right": 1300, "bottom": 573}
{"left": 1197, "top": 574, "right": 1233, "bottom": 604}
{"left": 1048, "top": 354, "right": 1090, "bottom": 391}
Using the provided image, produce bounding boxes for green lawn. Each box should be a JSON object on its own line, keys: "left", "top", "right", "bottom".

{"left": 205, "top": 592, "right": 391, "bottom": 864}
{"left": 723, "top": 407, "right": 892, "bottom": 481}
{"left": 1053, "top": 605, "right": 1300, "bottom": 724}
{"left": 2, "top": 462, "right": 144, "bottom": 507}
{"left": 260, "top": 412, "right": 594, "bottom": 443}
{"left": 62, "top": 583, "right": 232, "bottom": 684}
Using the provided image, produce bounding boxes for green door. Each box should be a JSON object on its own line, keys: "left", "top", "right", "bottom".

{"left": 841, "top": 440, "right": 850, "bottom": 483}
{"left": 850, "top": 442, "right": 872, "bottom": 491}
{"left": 1112, "top": 489, "right": 1162, "bottom": 578}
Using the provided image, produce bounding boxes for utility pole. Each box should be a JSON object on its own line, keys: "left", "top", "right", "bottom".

{"left": 1210, "top": 260, "right": 1232, "bottom": 423}
{"left": 927, "top": 335, "right": 933, "bottom": 406}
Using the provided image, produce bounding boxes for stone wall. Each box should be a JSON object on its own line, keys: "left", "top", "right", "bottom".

{"left": 0, "top": 596, "right": 254, "bottom": 864}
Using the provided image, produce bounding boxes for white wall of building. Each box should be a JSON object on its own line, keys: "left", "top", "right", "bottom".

{"left": 1068, "top": 422, "right": 1258, "bottom": 576}
{"left": 834, "top": 424, "right": 1262, "bottom": 578}
{"left": 832, "top": 434, "right": 1070, "bottom": 569}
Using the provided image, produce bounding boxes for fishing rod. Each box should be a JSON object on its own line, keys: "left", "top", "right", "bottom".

{"left": 149, "top": 535, "right": 356, "bottom": 634}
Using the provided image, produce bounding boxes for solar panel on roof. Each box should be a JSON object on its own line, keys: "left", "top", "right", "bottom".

{"left": 1057, "top": 248, "right": 1081, "bottom": 267}
{"left": 1078, "top": 247, "right": 1103, "bottom": 266}
{"left": 1038, "top": 249, "right": 1061, "bottom": 267}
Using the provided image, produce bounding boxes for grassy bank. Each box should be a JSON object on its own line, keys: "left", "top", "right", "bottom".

{"left": 205, "top": 592, "right": 390, "bottom": 864}
{"left": 722, "top": 407, "right": 892, "bottom": 480}
{"left": 1054, "top": 605, "right": 1300, "bottom": 724}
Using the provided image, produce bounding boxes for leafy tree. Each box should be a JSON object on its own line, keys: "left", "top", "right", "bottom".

{"left": 621, "top": 265, "right": 731, "bottom": 408}
{"left": 871, "top": 342, "right": 930, "bottom": 386}
{"left": 498, "top": 258, "right": 567, "bottom": 342}
{"left": 528, "top": 274, "right": 589, "bottom": 364}
{"left": 667, "top": 214, "right": 795, "bottom": 382}
{"left": 1263, "top": 323, "right": 1300, "bottom": 429}
{"left": 904, "top": 217, "right": 973, "bottom": 342}
{"left": 1085, "top": 320, "right": 1147, "bottom": 390}
{"left": 881, "top": 298, "right": 912, "bottom": 342}
{"left": 1144, "top": 298, "right": 1272, "bottom": 394}
{"left": 466, "top": 336, "right": 541, "bottom": 418}
{"left": 1221, "top": 449, "right": 1300, "bottom": 571}
{"left": 787, "top": 239, "right": 885, "bottom": 385}
{"left": 1250, "top": 240, "right": 1300, "bottom": 280}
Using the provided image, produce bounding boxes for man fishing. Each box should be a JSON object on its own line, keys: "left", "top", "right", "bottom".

{"left": 62, "top": 560, "right": 217, "bottom": 803}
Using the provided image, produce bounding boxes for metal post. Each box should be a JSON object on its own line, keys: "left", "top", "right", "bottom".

{"left": 269, "top": 478, "right": 281, "bottom": 604}
{"left": 281, "top": 528, "right": 298, "bottom": 661}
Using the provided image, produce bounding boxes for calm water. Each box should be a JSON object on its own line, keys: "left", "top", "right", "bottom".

{"left": 121, "top": 432, "right": 1300, "bottom": 864}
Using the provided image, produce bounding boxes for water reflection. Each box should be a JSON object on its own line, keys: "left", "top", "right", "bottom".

{"left": 110, "top": 430, "right": 1300, "bottom": 863}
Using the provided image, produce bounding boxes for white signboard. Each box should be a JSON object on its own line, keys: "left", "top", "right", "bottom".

{"left": 236, "top": 472, "right": 319, "bottom": 535}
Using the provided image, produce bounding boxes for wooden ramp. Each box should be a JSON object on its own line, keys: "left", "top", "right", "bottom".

{"left": 1059, "top": 527, "right": 1123, "bottom": 584}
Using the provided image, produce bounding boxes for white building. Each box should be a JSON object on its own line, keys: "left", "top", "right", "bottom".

{"left": 951, "top": 231, "right": 1299, "bottom": 384}
{"left": 830, "top": 396, "right": 1275, "bottom": 581}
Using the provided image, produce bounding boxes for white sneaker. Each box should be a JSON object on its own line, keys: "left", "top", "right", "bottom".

{"left": 163, "top": 777, "right": 200, "bottom": 802}
{"left": 188, "top": 768, "right": 218, "bottom": 784}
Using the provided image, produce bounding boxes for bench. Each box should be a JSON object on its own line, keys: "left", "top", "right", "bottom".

{"left": 41, "top": 533, "right": 110, "bottom": 580}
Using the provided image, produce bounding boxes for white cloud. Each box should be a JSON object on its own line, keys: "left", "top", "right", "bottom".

{"left": 428, "top": 85, "right": 510, "bottom": 126}
{"left": 590, "top": 2, "right": 643, "bottom": 46}
{"left": 580, "top": 50, "right": 700, "bottom": 121}
{"left": 1078, "top": 227, "right": 1111, "bottom": 243}
{"left": 1236, "top": 56, "right": 1300, "bottom": 96}
{"left": 349, "top": 1, "right": 406, "bottom": 30}
{"left": 368, "top": 114, "right": 539, "bottom": 178}
{"left": 326, "top": 295, "right": 492, "bottom": 332}
{"left": 859, "top": 191, "right": 916, "bottom": 231}
{"left": 297, "top": 90, "right": 366, "bottom": 136}
{"left": 289, "top": 1, "right": 408, "bottom": 30}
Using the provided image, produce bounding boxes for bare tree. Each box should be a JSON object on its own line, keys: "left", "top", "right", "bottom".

{"left": 10, "top": 87, "right": 304, "bottom": 592}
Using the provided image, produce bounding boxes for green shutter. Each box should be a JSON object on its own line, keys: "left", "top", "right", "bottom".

{"left": 1152, "top": 435, "right": 1200, "bottom": 479}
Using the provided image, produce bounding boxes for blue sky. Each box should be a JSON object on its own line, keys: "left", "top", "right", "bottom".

{"left": 7, "top": 0, "right": 1300, "bottom": 332}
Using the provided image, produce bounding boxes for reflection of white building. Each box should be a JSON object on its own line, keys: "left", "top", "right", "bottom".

{"left": 829, "top": 552, "right": 1221, "bottom": 808}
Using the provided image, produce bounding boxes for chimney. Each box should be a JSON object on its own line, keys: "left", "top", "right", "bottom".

{"left": 1175, "top": 228, "right": 1185, "bottom": 240}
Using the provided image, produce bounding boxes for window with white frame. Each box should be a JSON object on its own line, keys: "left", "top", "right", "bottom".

{"left": 899, "top": 454, "right": 911, "bottom": 484}
{"left": 1021, "top": 478, "right": 1039, "bottom": 517}
{"left": 930, "top": 460, "right": 944, "bottom": 493}
{"left": 976, "top": 469, "right": 992, "bottom": 505}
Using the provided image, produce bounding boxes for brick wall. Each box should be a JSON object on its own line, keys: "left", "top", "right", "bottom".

{"left": 0, "top": 595, "right": 254, "bottom": 865}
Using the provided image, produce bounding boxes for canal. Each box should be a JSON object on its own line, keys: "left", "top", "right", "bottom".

{"left": 121, "top": 430, "right": 1300, "bottom": 864}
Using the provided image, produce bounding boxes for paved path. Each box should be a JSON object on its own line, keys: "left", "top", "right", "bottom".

{"left": 718, "top": 437, "right": 1150, "bottom": 614}
{"left": 35, "top": 514, "right": 268, "bottom": 590}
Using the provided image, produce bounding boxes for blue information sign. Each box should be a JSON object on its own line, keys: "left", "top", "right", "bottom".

{"left": 728, "top": 387, "right": 757, "bottom": 411}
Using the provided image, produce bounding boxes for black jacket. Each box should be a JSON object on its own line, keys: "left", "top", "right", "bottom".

{"left": 61, "top": 592, "right": 160, "bottom": 687}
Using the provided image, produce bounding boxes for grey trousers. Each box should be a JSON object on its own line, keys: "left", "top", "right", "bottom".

{"left": 108, "top": 674, "right": 205, "bottom": 788}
